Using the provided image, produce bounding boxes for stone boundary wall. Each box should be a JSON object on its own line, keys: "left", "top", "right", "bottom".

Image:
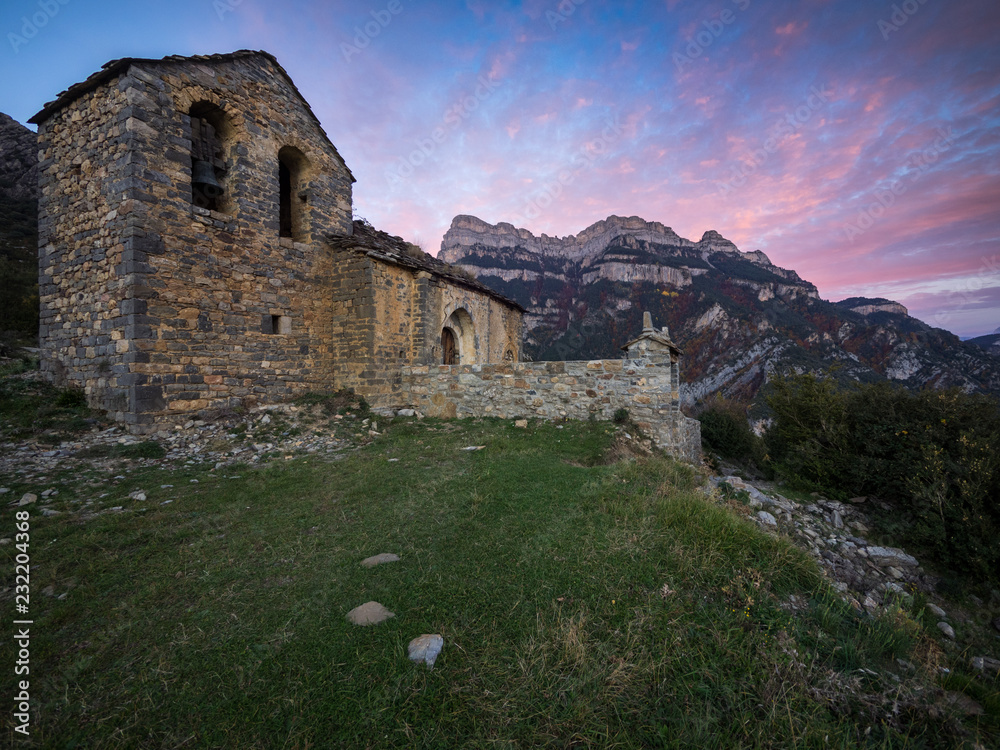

{"left": 400, "top": 359, "right": 701, "bottom": 463}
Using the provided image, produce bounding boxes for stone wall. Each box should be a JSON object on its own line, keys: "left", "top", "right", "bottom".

{"left": 328, "top": 251, "right": 524, "bottom": 407}
{"left": 36, "top": 73, "right": 137, "bottom": 417}
{"left": 400, "top": 358, "right": 701, "bottom": 462}
{"left": 36, "top": 54, "right": 354, "bottom": 430}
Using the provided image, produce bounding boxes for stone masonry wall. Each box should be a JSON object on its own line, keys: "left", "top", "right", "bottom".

{"left": 37, "top": 74, "right": 141, "bottom": 417}
{"left": 327, "top": 251, "right": 523, "bottom": 408}
{"left": 400, "top": 359, "right": 701, "bottom": 463}
{"left": 37, "top": 54, "right": 354, "bottom": 431}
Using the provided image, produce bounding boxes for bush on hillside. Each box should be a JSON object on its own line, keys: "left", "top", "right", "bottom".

{"left": 764, "top": 373, "right": 1000, "bottom": 583}
{"left": 697, "top": 396, "right": 764, "bottom": 468}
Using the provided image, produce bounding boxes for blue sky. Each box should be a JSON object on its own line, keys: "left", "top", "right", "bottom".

{"left": 3, "top": 0, "right": 999, "bottom": 338}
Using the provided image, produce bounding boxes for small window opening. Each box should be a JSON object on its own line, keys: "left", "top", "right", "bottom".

{"left": 279, "top": 161, "right": 292, "bottom": 238}
{"left": 278, "top": 146, "right": 310, "bottom": 240}
{"left": 262, "top": 314, "right": 291, "bottom": 335}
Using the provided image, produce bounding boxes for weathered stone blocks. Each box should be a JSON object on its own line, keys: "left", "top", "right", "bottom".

{"left": 401, "top": 357, "right": 700, "bottom": 463}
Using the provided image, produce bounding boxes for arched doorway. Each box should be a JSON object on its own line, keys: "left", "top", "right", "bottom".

{"left": 442, "top": 327, "right": 457, "bottom": 365}
{"left": 441, "top": 308, "right": 475, "bottom": 364}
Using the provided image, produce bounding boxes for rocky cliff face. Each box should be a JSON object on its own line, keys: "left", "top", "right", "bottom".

{"left": 0, "top": 113, "right": 39, "bottom": 335}
{"left": 440, "top": 214, "right": 1000, "bottom": 404}
{"left": 0, "top": 113, "right": 37, "bottom": 202}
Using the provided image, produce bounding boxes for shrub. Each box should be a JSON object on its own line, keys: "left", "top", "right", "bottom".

{"left": 697, "top": 397, "right": 762, "bottom": 465}
{"left": 612, "top": 407, "right": 629, "bottom": 424}
{"left": 763, "top": 373, "right": 1000, "bottom": 583}
{"left": 54, "top": 388, "right": 87, "bottom": 408}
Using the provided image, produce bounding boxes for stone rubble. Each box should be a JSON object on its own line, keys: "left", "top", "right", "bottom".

{"left": 1, "top": 402, "right": 363, "bottom": 487}
{"left": 707, "top": 475, "right": 941, "bottom": 614}
{"left": 1, "top": 402, "right": 370, "bottom": 525}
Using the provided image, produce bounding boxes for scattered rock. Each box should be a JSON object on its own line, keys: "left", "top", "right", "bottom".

{"left": 942, "top": 691, "right": 983, "bottom": 716}
{"left": 346, "top": 601, "right": 395, "bottom": 626}
{"left": 18, "top": 493, "right": 36, "bottom": 506}
{"left": 937, "top": 622, "right": 955, "bottom": 639}
{"left": 408, "top": 634, "right": 444, "bottom": 668}
{"left": 514, "top": 419, "right": 528, "bottom": 428}
{"left": 866, "top": 546, "right": 919, "bottom": 567}
{"left": 756, "top": 511, "right": 777, "bottom": 527}
{"left": 0, "top": 488, "right": 8, "bottom": 494}
{"left": 705, "top": 474, "right": 938, "bottom": 618}
{"left": 926, "top": 603, "right": 947, "bottom": 618}
{"left": 847, "top": 496, "right": 867, "bottom": 504}
{"left": 360, "top": 553, "right": 400, "bottom": 568}
{"left": 128, "top": 490, "right": 147, "bottom": 501}
{"left": 970, "top": 656, "right": 1000, "bottom": 676}
{"left": 397, "top": 409, "right": 416, "bottom": 417}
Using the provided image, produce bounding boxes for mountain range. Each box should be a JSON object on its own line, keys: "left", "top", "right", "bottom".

{"left": 439, "top": 215, "right": 1000, "bottom": 404}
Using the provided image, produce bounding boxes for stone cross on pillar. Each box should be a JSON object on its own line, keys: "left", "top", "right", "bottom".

{"left": 642, "top": 311, "right": 653, "bottom": 331}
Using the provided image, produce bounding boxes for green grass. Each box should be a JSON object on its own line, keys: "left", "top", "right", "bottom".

{"left": 0, "top": 361, "right": 99, "bottom": 442}
{"left": 1, "top": 417, "right": 996, "bottom": 748}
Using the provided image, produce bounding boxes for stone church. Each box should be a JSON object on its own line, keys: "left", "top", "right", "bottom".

{"left": 29, "top": 50, "right": 524, "bottom": 432}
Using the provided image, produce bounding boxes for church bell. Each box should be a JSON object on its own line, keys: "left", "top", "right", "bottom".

{"left": 192, "top": 160, "right": 223, "bottom": 195}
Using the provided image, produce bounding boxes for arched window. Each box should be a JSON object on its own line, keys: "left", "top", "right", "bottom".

{"left": 278, "top": 146, "right": 310, "bottom": 240}
{"left": 189, "top": 101, "right": 232, "bottom": 213}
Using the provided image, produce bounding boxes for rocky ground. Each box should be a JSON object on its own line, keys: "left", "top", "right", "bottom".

{"left": 703, "top": 473, "right": 1000, "bottom": 691}
{"left": 0, "top": 383, "right": 382, "bottom": 524}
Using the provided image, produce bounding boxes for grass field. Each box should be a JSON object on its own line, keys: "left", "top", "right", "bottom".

{"left": 1, "top": 393, "right": 997, "bottom": 747}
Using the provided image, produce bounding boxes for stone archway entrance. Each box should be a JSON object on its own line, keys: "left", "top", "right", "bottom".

{"left": 441, "top": 308, "right": 475, "bottom": 365}
{"left": 442, "top": 327, "right": 457, "bottom": 365}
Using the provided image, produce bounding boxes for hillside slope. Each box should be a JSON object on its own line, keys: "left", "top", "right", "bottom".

{"left": 440, "top": 215, "right": 1000, "bottom": 403}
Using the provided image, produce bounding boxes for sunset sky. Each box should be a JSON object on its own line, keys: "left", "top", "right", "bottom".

{"left": 3, "top": 0, "right": 998, "bottom": 338}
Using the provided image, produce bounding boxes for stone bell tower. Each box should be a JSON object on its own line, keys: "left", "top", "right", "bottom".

{"left": 620, "top": 311, "right": 682, "bottom": 413}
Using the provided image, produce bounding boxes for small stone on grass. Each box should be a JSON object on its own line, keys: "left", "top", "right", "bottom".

{"left": 346, "top": 601, "right": 394, "bottom": 626}
{"left": 361, "top": 553, "right": 400, "bottom": 568}
{"left": 408, "top": 634, "right": 444, "bottom": 668}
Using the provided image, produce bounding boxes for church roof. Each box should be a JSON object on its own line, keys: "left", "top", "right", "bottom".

{"left": 326, "top": 220, "right": 526, "bottom": 312}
